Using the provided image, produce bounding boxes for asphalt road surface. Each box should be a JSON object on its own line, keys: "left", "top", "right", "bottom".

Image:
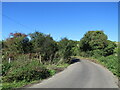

{"left": 28, "top": 59, "right": 118, "bottom": 88}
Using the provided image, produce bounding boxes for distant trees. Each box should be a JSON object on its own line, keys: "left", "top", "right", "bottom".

{"left": 2, "top": 32, "right": 79, "bottom": 64}
{"left": 79, "top": 31, "right": 116, "bottom": 57}
{"left": 2, "top": 30, "right": 117, "bottom": 63}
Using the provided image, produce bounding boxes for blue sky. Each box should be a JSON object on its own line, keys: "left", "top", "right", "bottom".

{"left": 2, "top": 2, "right": 118, "bottom": 41}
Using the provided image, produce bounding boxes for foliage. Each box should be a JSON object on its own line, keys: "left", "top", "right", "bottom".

{"left": 80, "top": 31, "right": 107, "bottom": 51}
{"left": 2, "top": 62, "right": 12, "bottom": 76}
{"left": 48, "top": 69, "right": 56, "bottom": 76}
{"left": 29, "top": 32, "right": 58, "bottom": 62}
{"left": 2, "top": 33, "right": 32, "bottom": 62}
{"left": 3, "top": 60, "right": 51, "bottom": 83}
{"left": 2, "top": 30, "right": 119, "bottom": 89}
{"left": 5, "top": 33, "right": 30, "bottom": 54}
{"left": 79, "top": 31, "right": 116, "bottom": 57}
{"left": 104, "top": 40, "right": 117, "bottom": 56}
{"left": 98, "top": 55, "right": 119, "bottom": 77}
{"left": 70, "top": 41, "right": 80, "bottom": 56}
{"left": 57, "top": 38, "right": 74, "bottom": 61}
{"left": 2, "top": 80, "right": 37, "bottom": 90}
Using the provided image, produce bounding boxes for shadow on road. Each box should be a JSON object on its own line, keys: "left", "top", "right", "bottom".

{"left": 69, "top": 58, "right": 81, "bottom": 64}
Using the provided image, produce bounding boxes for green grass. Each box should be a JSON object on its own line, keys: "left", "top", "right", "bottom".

{"left": 57, "top": 63, "right": 69, "bottom": 68}
{"left": 2, "top": 80, "right": 41, "bottom": 90}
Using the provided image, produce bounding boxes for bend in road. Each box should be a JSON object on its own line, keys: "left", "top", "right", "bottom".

{"left": 27, "top": 60, "right": 118, "bottom": 88}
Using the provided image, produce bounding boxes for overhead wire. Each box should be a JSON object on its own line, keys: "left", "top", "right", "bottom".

{"left": 2, "top": 14, "right": 33, "bottom": 30}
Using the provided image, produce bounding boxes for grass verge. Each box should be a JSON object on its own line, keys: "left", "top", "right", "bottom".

{"left": 2, "top": 61, "right": 69, "bottom": 90}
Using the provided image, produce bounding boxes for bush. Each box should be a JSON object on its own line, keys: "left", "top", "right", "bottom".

{"left": 79, "top": 51, "right": 93, "bottom": 57}
{"left": 92, "top": 49, "right": 103, "bottom": 58}
{"left": 2, "top": 83, "right": 13, "bottom": 90}
{"left": 98, "top": 55, "right": 118, "bottom": 76}
{"left": 3, "top": 60, "right": 51, "bottom": 83}
{"left": 2, "top": 62, "right": 12, "bottom": 76}
{"left": 48, "top": 69, "right": 56, "bottom": 76}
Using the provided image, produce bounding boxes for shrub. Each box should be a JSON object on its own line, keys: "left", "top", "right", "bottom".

{"left": 98, "top": 55, "right": 118, "bottom": 76}
{"left": 2, "top": 83, "right": 13, "bottom": 90}
{"left": 3, "top": 60, "right": 51, "bottom": 83}
{"left": 92, "top": 49, "right": 103, "bottom": 58}
{"left": 48, "top": 69, "right": 56, "bottom": 76}
{"left": 2, "top": 62, "right": 12, "bottom": 76}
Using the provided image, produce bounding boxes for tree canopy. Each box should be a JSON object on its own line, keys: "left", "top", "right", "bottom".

{"left": 79, "top": 31, "right": 116, "bottom": 57}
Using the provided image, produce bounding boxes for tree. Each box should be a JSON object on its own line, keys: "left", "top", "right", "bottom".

{"left": 104, "top": 40, "right": 117, "bottom": 56}
{"left": 5, "top": 33, "right": 31, "bottom": 54}
{"left": 41, "top": 34, "right": 58, "bottom": 62}
{"left": 2, "top": 33, "right": 31, "bottom": 63}
{"left": 57, "top": 38, "right": 73, "bottom": 62}
{"left": 79, "top": 30, "right": 115, "bottom": 57}
{"left": 29, "top": 32, "right": 58, "bottom": 63}
{"left": 29, "top": 32, "right": 45, "bottom": 53}
{"left": 69, "top": 40, "right": 80, "bottom": 56}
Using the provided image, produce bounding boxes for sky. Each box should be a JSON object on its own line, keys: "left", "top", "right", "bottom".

{"left": 2, "top": 2, "right": 118, "bottom": 41}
